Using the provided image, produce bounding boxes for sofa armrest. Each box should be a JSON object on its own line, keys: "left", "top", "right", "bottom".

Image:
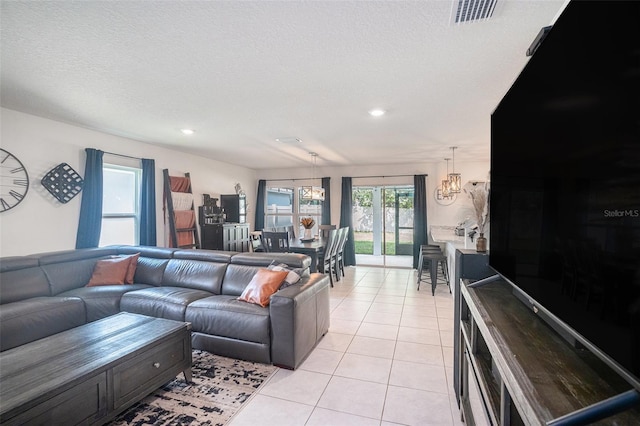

{"left": 269, "top": 273, "right": 330, "bottom": 369}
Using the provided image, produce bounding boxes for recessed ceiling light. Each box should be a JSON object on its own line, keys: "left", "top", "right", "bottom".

{"left": 369, "top": 109, "right": 386, "bottom": 117}
{"left": 181, "top": 128, "right": 195, "bottom": 135}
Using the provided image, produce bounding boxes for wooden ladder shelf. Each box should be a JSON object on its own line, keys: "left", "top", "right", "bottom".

{"left": 163, "top": 169, "right": 200, "bottom": 249}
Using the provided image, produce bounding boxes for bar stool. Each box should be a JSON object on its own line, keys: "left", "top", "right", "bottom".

{"left": 417, "top": 246, "right": 450, "bottom": 295}
{"left": 417, "top": 245, "right": 443, "bottom": 290}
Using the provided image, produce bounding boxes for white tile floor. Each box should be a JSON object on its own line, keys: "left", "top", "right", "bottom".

{"left": 229, "top": 266, "right": 464, "bottom": 426}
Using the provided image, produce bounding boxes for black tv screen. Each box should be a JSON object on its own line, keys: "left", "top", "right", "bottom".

{"left": 490, "top": 0, "right": 640, "bottom": 386}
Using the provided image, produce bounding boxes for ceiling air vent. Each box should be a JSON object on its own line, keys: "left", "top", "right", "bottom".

{"left": 452, "top": 0, "right": 498, "bottom": 24}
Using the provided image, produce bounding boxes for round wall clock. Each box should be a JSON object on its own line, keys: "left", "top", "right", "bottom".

{"left": 0, "top": 149, "right": 30, "bottom": 212}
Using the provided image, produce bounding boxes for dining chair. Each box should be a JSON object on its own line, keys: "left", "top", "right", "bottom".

{"left": 260, "top": 231, "right": 290, "bottom": 253}
{"left": 250, "top": 237, "right": 264, "bottom": 252}
{"left": 249, "top": 231, "right": 264, "bottom": 252}
{"left": 319, "top": 229, "right": 339, "bottom": 287}
{"left": 318, "top": 224, "right": 336, "bottom": 241}
{"left": 334, "top": 227, "right": 349, "bottom": 280}
{"left": 285, "top": 224, "right": 296, "bottom": 240}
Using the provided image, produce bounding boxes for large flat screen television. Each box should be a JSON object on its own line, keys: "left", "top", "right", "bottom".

{"left": 490, "top": 0, "right": 640, "bottom": 389}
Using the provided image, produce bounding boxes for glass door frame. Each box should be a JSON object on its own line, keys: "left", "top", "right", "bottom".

{"left": 392, "top": 188, "right": 415, "bottom": 256}
{"left": 353, "top": 183, "right": 414, "bottom": 268}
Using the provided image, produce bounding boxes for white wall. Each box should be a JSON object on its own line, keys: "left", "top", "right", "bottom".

{"left": 0, "top": 107, "right": 491, "bottom": 257}
{"left": 0, "top": 108, "right": 256, "bottom": 256}
{"left": 257, "top": 160, "right": 490, "bottom": 231}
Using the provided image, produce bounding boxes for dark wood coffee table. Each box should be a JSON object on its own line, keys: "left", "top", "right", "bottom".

{"left": 0, "top": 312, "right": 192, "bottom": 425}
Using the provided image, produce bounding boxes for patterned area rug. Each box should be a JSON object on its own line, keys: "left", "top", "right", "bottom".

{"left": 110, "top": 350, "right": 277, "bottom": 426}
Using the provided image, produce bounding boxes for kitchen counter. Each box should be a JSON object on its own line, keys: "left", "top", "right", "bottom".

{"left": 430, "top": 226, "right": 477, "bottom": 288}
{"left": 430, "top": 226, "right": 470, "bottom": 250}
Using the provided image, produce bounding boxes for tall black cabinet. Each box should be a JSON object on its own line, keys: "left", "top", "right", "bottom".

{"left": 220, "top": 194, "right": 246, "bottom": 224}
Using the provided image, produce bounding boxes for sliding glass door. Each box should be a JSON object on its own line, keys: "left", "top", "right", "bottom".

{"left": 392, "top": 188, "right": 414, "bottom": 256}
{"left": 353, "top": 185, "right": 414, "bottom": 267}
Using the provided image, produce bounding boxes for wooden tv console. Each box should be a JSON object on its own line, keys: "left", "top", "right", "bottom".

{"left": 458, "top": 277, "right": 640, "bottom": 425}
{"left": 0, "top": 313, "right": 192, "bottom": 425}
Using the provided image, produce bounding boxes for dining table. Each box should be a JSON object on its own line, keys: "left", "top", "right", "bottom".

{"left": 287, "top": 238, "right": 326, "bottom": 273}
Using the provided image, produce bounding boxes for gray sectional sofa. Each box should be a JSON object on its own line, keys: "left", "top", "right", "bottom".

{"left": 0, "top": 245, "right": 331, "bottom": 369}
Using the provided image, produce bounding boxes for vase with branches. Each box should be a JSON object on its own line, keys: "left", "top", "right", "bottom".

{"left": 300, "top": 217, "right": 316, "bottom": 240}
{"left": 464, "top": 181, "right": 490, "bottom": 251}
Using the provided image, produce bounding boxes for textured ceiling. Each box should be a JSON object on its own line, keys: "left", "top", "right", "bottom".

{"left": 0, "top": 0, "right": 567, "bottom": 169}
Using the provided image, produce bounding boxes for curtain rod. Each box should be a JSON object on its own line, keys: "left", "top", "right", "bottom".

{"left": 267, "top": 174, "right": 425, "bottom": 182}
{"left": 352, "top": 174, "right": 425, "bottom": 179}
{"left": 103, "top": 150, "right": 143, "bottom": 161}
{"left": 267, "top": 177, "right": 319, "bottom": 182}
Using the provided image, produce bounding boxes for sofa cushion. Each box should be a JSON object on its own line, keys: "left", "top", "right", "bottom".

{"left": 0, "top": 262, "right": 51, "bottom": 304}
{"left": 0, "top": 255, "right": 40, "bottom": 273}
{"left": 161, "top": 258, "right": 227, "bottom": 294}
{"left": 115, "top": 245, "right": 176, "bottom": 259}
{"left": 220, "top": 264, "right": 264, "bottom": 296}
{"left": 42, "top": 257, "right": 110, "bottom": 295}
{"left": 186, "top": 295, "right": 271, "bottom": 344}
{"left": 0, "top": 296, "right": 85, "bottom": 351}
{"left": 60, "top": 284, "right": 152, "bottom": 322}
{"left": 132, "top": 256, "right": 169, "bottom": 286}
{"left": 173, "top": 249, "right": 233, "bottom": 263}
{"left": 238, "top": 269, "right": 288, "bottom": 307}
{"left": 86, "top": 257, "right": 131, "bottom": 286}
{"left": 37, "top": 247, "right": 120, "bottom": 293}
{"left": 120, "top": 287, "right": 212, "bottom": 321}
{"left": 231, "top": 252, "right": 311, "bottom": 272}
{"left": 36, "top": 247, "right": 118, "bottom": 264}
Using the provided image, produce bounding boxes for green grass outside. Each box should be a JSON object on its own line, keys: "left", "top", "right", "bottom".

{"left": 354, "top": 241, "right": 396, "bottom": 255}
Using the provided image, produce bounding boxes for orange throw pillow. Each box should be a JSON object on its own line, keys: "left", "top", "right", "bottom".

{"left": 123, "top": 253, "right": 140, "bottom": 284}
{"left": 238, "top": 269, "right": 288, "bottom": 307}
{"left": 86, "top": 257, "right": 131, "bottom": 286}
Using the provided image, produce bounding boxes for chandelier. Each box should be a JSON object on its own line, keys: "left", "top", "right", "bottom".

{"left": 441, "top": 158, "right": 453, "bottom": 198}
{"left": 448, "top": 146, "right": 461, "bottom": 194}
{"left": 301, "top": 152, "right": 325, "bottom": 201}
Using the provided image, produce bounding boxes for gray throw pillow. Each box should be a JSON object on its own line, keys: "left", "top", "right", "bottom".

{"left": 268, "top": 262, "right": 303, "bottom": 288}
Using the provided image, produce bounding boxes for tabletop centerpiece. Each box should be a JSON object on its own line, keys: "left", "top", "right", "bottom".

{"left": 465, "top": 181, "right": 490, "bottom": 252}
{"left": 300, "top": 217, "right": 316, "bottom": 240}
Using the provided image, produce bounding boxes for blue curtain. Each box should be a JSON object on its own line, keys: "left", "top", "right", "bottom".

{"left": 76, "top": 148, "right": 104, "bottom": 248}
{"left": 139, "top": 158, "right": 157, "bottom": 246}
{"left": 413, "top": 174, "right": 428, "bottom": 268}
{"left": 255, "top": 179, "right": 266, "bottom": 230}
{"left": 321, "top": 177, "right": 331, "bottom": 225}
{"left": 339, "top": 177, "right": 356, "bottom": 266}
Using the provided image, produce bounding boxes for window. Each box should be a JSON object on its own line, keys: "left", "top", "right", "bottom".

{"left": 99, "top": 163, "right": 141, "bottom": 246}
{"left": 265, "top": 187, "right": 294, "bottom": 230}
{"left": 265, "top": 185, "right": 322, "bottom": 238}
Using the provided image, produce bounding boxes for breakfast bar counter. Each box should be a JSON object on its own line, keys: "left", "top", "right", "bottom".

{"left": 430, "top": 225, "right": 468, "bottom": 249}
